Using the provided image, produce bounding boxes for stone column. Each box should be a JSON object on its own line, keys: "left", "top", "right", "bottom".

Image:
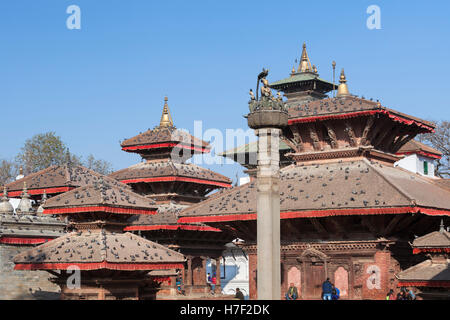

{"left": 256, "top": 128, "right": 281, "bottom": 300}
{"left": 186, "top": 257, "right": 192, "bottom": 286}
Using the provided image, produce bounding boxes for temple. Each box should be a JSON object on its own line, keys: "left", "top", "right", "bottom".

{"left": 109, "top": 97, "right": 234, "bottom": 297}
{"left": 396, "top": 220, "right": 450, "bottom": 299}
{"left": 178, "top": 43, "right": 450, "bottom": 300}
{"left": 13, "top": 177, "right": 185, "bottom": 300}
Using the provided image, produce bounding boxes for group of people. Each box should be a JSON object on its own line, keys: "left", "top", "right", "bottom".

{"left": 386, "top": 287, "right": 416, "bottom": 300}
{"left": 285, "top": 278, "right": 340, "bottom": 300}
{"left": 322, "top": 278, "right": 340, "bottom": 300}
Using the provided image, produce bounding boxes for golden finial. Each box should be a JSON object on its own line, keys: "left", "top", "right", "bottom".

{"left": 336, "top": 68, "right": 350, "bottom": 97}
{"left": 159, "top": 96, "right": 174, "bottom": 127}
{"left": 313, "top": 65, "right": 318, "bottom": 73}
{"left": 298, "top": 42, "right": 312, "bottom": 73}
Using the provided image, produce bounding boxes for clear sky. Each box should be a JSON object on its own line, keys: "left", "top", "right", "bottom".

{"left": 0, "top": 0, "right": 449, "bottom": 182}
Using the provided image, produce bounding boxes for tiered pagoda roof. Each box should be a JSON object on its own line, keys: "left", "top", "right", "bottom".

{"left": 120, "top": 97, "right": 210, "bottom": 160}
{"left": 396, "top": 222, "right": 450, "bottom": 288}
{"left": 287, "top": 95, "right": 434, "bottom": 133}
{"left": 180, "top": 158, "right": 450, "bottom": 223}
{"left": 1, "top": 160, "right": 131, "bottom": 199}
{"left": 110, "top": 97, "right": 231, "bottom": 236}
{"left": 109, "top": 159, "right": 231, "bottom": 189}
{"left": 13, "top": 178, "right": 184, "bottom": 273}
{"left": 14, "top": 231, "right": 185, "bottom": 271}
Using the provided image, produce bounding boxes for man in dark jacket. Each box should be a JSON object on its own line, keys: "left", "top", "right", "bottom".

{"left": 322, "top": 278, "right": 333, "bottom": 300}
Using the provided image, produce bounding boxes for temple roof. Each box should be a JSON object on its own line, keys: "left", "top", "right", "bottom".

{"left": 397, "top": 140, "right": 443, "bottom": 159}
{"left": 287, "top": 96, "right": 435, "bottom": 132}
{"left": 121, "top": 126, "right": 210, "bottom": 153}
{"left": 125, "top": 202, "right": 221, "bottom": 232}
{"left": 396, "top": 259, "right": 450, "bottom": 284}
{"left": 179, "top": 158, "right": 450, "bottom": 223}
{"left": 109, "top": 159, "right": 231, "bottom": 188}
{"left": 270, "top": 72, "right": 334, "bottom": 89}
{"left": 0, "top": 213, "right": 66, "bottom": 243}
{"left": 412, "top": 229, "right": 450, "bottom": 249}
{"left": 13, "top": 231, "right": 185, "bottom": 270}
{"left": 43, "top": 178, "right": 157, "bottom": 215}
{"left": 1, "top": 163, "right": 131, "bottom": 198}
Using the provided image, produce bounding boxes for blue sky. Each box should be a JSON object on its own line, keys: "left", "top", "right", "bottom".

{"left": 0, "top": 0, "right": 449, "bottom": 181}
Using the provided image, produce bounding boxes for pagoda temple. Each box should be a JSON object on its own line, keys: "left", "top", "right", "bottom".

{"left": 13, "top": 177, "right": 185, "bottom": 300}
{"left": 109, "top": 97, "right": 234, "bottom": 297}
{"left": 178, "top": 44, "right": 450, "bottom": 300}
{"left": 396, "top": 220, "right": 450, "bottom": 299}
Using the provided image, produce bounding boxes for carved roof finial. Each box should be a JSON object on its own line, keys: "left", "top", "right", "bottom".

{"left": 298, "top": 42, "right": 312, "bottom": 73}
{"left": 159, "top": 96, "right": 174, "bottom": 127}
{"left": 336, "top": 68, "right": 351, "bottom": 97}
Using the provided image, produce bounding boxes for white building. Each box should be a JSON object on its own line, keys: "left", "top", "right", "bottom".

{"left": 394, "top": 140, "right": 442, "bottom": 178}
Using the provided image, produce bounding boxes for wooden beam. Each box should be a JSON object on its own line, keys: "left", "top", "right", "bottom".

{"left": 360, "top": 115, "right": 376, "bottom": 146}
{"left": 361, "top": 216, "right": 378, "bottom": 236}
{"left": 324, "top": 123, "right": 339, "bottom": 149}
{"left": 382, "top": 214, "right": 404, "bottom": 236}
{"left": 308, "top": 218, "right": 328, "bottom": 238}
{"left": 344, "top": 121, "right": 357, "bottom": 147}
{"left": 308, "top": 125, "right": 321, "bottom": 151}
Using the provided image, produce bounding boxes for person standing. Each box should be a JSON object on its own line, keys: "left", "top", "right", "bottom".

{"left": 211, "top": 273, "right": 217, "bottom": 295}
{"left": 206, "top": 272, "right": 212, "bottom": 291}
{"left": 322, "top": 278, "right": 333, "bottom": 300}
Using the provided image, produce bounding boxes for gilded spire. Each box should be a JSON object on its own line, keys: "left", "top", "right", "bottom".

{"left": 298, "top": 42, "right": 313, "bottom": 73}
{"left": 336, "top": 68, "right": 350, "bottom": 97}
{"left": 159, "top": 96, "right": 173, "bottom": 127}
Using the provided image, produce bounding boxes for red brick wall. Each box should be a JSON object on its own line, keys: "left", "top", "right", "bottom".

{"left": 359, "top": 251, "right": 392, "bottom": 300}
{"left": 248, "top": 253, "right": 257, "bottom": 300}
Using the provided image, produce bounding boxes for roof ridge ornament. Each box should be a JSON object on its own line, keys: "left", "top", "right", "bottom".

{"left": 159, "top": 96, "right": 174, "bottom": 128}
{"left": 336, "top": 68, "right": 351, "bottom": 97}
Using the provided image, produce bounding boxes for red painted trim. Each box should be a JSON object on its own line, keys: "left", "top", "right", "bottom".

{"left": 397, "top": 281, "right": 450, "bottom": 288}
{"left": 120, "top": 176, "right": 231, "bottom": 188}
{"left": 122, "top": 143, "right": 209, "bottom": 153}
{"left": 0, "top": 237, "right": 54, "bottom": 245}
{"left": 14, "top": 262, "right": 185, "bottom": 271}
{"left": 124, "top": 224, "right": 222, "bottom": 232}
{"left": 151, "top": 276, "right": 172, "bottom": 284}
{"left": 288, "top": 109, "right": 434, "bottom": 132}
{"left": 178, "top": 206, "right": 450, "bottom": 223}
{"left": 43, "top": 206, "right": 157, "bottom": 215}
{"left": 396, "top": 151, "right": 442, "bottom": 160}
{"left": 1, "top": 187, "right": 73, "bottom": 198}
{"left": 412, "top": 248, "right": 450, "bottom": 254}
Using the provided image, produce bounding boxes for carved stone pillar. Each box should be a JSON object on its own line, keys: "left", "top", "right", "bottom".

{"left": 255, "top": 127, "right": 282, "bottom": 300}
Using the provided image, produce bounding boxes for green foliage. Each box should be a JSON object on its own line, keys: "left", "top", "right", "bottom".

{"left": 12, "top": 131, "right": 114, "bottom": 177}
{"left": 15, "top": 132, "right": 67, "bottom": 175}
{"left": 0, "top": 159, "right": 18, "bottom": 186}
